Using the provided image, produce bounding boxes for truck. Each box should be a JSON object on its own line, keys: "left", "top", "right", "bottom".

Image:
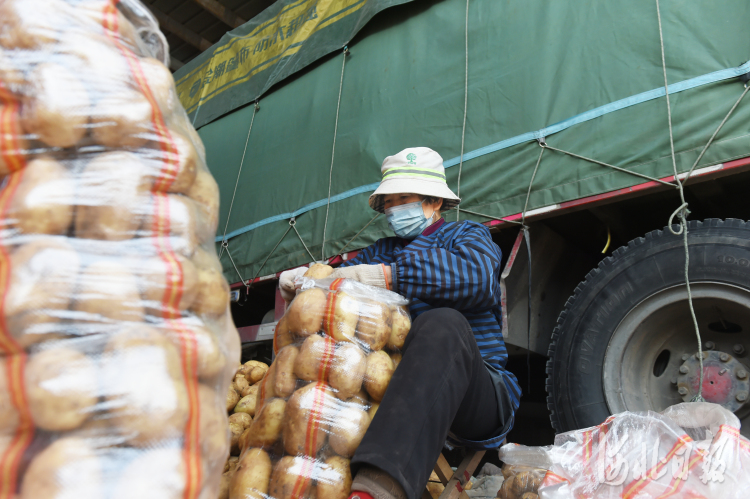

{"left": 174, "top": 0, "right": 750, "bottom": 438}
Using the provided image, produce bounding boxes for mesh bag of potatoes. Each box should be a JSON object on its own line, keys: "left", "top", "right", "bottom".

{"left": 0, "top": 1, "right": 240, "bottom": 498}
{"left": 226, "top": 266, "right": 411, "bottom": 499}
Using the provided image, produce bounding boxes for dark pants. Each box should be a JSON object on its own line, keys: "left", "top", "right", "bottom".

{"left": 351, "top": 308, "right": 508, "bottom": 499}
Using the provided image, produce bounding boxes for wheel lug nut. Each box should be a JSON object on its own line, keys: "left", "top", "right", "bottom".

{"left": 705, "top": 341, "right": 715, "bottom": 350}
{"left": 733, "top": 344, "right": 746, "bottom": 356}
{"left": 679, "top": 365, "right": 689, "bottom": 374}
{"left": 736, "top": 392, "right": 748, "bottom": 402}
{"left": 720, "top": 353, "right": 730, "bottom": 362}
{"left": 682, "top": 354, "right": 690, "bottom": 361}
{"left": 670, "top": 378, "right": 678, "bottom": 385}
{"left": 737, "top": 369, "right": 748, "bottom": 380}
{"left": 678, "top": 387, "right": 688, "bottom": 396}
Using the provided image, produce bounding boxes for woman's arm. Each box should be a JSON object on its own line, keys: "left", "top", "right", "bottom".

{"left": 393, "top": 223, "right": 502, "bottom": 311}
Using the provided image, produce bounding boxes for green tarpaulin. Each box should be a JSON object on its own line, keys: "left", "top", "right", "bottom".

{"left": 196, "top": 0, "right": 750, "bottom": 284}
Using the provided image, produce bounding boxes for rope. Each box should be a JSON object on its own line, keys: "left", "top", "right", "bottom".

{"left": 220, "top": 100, "right": 259, "bottom": 258}
{"left": 542, "top": 143, "right": 678, "bottom": 188}
{"left": 337, "top": 213, "right": 381, "bottom": 256}
{"left": 456, "top": 0, "right": 470, "bottom": 221}
{"left": 242, "top": 220, "right": 294, "bottom": 288}
{"left": 291, "top": 218, "right": 317, "bottom": 262}
{"left": 682, "top": 83, "right": 750, "bottom": 185}
{"left": 656, "top": 0, "right": 704, "bottom": 401}
{"left": 458, "top": 208, "right": 523, "bottom": 225}
{"left": 321, "top": 46, "right": 349, "bottom": 260}
{"left": 522, "top": 145, "right": 545, "bottom": 225}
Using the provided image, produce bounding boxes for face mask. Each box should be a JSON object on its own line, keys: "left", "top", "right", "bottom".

{"left": 385, "top": 200, "right": 434, "bottom": 239}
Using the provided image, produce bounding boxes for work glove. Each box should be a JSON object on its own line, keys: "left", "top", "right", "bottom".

{"left": 329, "top": 264, "right": 388, "bottom": 289}
{"left": 278, "top": 267, "right": 308, "bottom": 302}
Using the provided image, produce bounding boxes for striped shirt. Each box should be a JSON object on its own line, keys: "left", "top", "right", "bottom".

{"left": 341, "top": 219, "right": 522, "bottom": 416}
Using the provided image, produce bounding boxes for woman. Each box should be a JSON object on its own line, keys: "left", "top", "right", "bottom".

{"left": 280, "top": 147, "right": 520, "bottom": 499}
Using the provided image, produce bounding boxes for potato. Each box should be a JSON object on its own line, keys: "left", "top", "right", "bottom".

{"left": 110, "top": 447, "right": 186, "bottom": 499}
{"left": 364, "top": 350, "right": 395, "bottom": 402}
{"left": 19, "top": 437, "right": 103, "bottom": 499}
{"left": 191, "top": 266, "right": 230, "bottom": 317}
{"left": 304, "top": 263, "right": 333, "bottom": 279}
{"left": 140, "top": 57, "right": 178, "bottom": 117}
{"left": 273, "top": 345, "right": 299, "bottom": 398}
{"left": 187, "top": 168, "right": 218, "bottom": 241}
{"left": 357, "top": 300, "right": 391, "bottom": 351}
{"left": 144, "top": 193, "right": 200, "bottom": 257}
{"left": 73, "top": 260, "right": 145, "bottom": 323}
{"left": 0, "top": 356, "right": 19, "bottom": 433}
{"left": 323, "top": 291, "right": 360, "bottom": 343}
{"left": 234, "top": 374, "right": 250, "bottom": 394}
{"left": 234, "top": 393, "right": 258, "bottom": 417}
{"left": 286, "top": 288, "right": 326, "bottom": 336}
{"left": 230, "top": 447, "right": 272, "bottom": 499}
{"left": 230, "top": 422, "right": 244, "bottom": 455}
{"left": 192, "top": 245, "right": 223, "bottom": 273}
{"left": 329, "top": 342, "right": 367, "bottom": 400}
{"left": 389, "top": 352, "right": 403, "bottom": 369}
{"left": 282, "top": 381, "right": 334, "bottom": 456}
{"left": 329, "top": 406, "right": 371, "bottom": 458}
{"left": 230, "top": 412, "right": 252, "bottom": 429}
{"left": 139, "top": 254, "right": 199, "bottom": 314}
{"left": 521, "top": 494, "right": 539, "bottom": 499}
{"left": 175, "top": 322, "right": 225, "bottom": 380}
{"left": 199, "top": 383, "right": 229, "bottom": 462}
{"left": 104, "top": 325, "right": 188, "bottom": 445}
{"left": 244, "top": 397, "right": 286, "bottom": 448}
{"left": 294, "top": 334, "right": 336, "bottom": 382}
{"left": 368, "top": 402, "right": 379, "bottom": 420}
{"left": 269, "top": 455, "right": 317, "bottom": 499}
{"left": 0, "top": 0, "right": 69, "bottom": 49}
{"left": 7, "top": 157, "right": 73, "bottom": 235}
{"left": 74, "top": 151, "right": 150, "bottom": 241}
{"left": 227, "top": 386, "right": 240, "bottom": 412}
{"left": 5, "top": 238, "right": 79, "bottom": 347}
{"left": 274, "top": 314, "right": 295, "bottom": 353}
{"left": 91, "top": 88, "right": 153, "bottom": 148}
{"left": 498, "top": 476, "right": 514, "bottom": 499}
{"left": 239, "top": 360, "right": 269, "bottom": 384}
{"left": 0, "top": 103, "right": 28, "bottom": 176}
{"left": 255, "top": 362, "right": 277, "bottom": 409}
{"left": 21, "top": 62, "right": 89, "bottom": 147}
{"left": 317, "top": 456, "right": 352, "bottom": 499}
{"left": 146, "top": 130, "right": 198, "bottom": 195}
{"left": 26, "top": 347, "right": 97, "bottom": 432}
{"left": 225, "top": 456, "right": 240, "bottom": 474}
{"left": 388, "top": 306, "right": 411, "bottom": 350}
{"left": 242, "top": 382, "right": 259, "bottom": 401}
{"left": 238, "top": 427, "right": 252, "bottom": 453}
{"left": 512, "top": 471, "right": 541, "bottom": 495}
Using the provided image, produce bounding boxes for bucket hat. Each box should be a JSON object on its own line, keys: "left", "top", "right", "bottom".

{"left": 368, "top": 147, "right": 461, "bottom": 213}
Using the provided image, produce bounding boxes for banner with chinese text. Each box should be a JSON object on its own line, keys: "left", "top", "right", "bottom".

{"left": 174, "top": 0, "right": 416, "bottom": 128}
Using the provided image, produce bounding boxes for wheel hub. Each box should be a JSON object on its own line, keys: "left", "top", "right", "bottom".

{"left": 675, "top": 350, "right": 749, "bottom": 411}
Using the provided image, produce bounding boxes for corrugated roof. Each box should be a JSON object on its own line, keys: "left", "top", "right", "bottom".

{"left": 141, "top": 0, "right": 277, "bottom": 71}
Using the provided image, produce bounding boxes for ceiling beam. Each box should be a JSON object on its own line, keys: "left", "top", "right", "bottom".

{"left": 149, "top": 6, "right": 213, "bottom": 52}
{"left": 192, "top": 0, "right": 246, "bottom": 28}
{"left": 169, "top": 57, "right": 185, "bottom": 72}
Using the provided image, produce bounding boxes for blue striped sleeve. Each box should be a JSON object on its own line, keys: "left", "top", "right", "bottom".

{"left": 394, "top": 223, "right": 502, "bottom": 312}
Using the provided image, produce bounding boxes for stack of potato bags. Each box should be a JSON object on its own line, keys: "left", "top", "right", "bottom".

{"left": 0, "top": 0, "right": 240, "bottom": 497}
{"left": 229, "top": 265, "right": 411, "bottom": 499}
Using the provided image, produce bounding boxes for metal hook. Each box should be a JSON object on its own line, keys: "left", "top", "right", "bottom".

{"left": 254, "top": 99, "right": 260, "bottom": 111}
{"left": 289, "top": 217, "right": 296, "bottom": 227}
{"left": 537, "top": 137, "right": 547, "bottom": 147}
{"left": 343, "top": 46, "right": 350, "bottom": 56}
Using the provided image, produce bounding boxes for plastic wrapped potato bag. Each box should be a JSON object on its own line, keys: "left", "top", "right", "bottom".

{"left": 231, "top": 276, "right": 411, "bottom": 499}
{"left": 0, "top": 1, "right": 240, "bottom": 497}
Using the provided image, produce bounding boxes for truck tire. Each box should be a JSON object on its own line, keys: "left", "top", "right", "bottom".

{"left": 546, "top": 218, "right": 750, "bottom": 437}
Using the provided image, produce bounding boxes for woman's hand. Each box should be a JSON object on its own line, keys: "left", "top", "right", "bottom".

{"left": 278, "top": 267, "right": 308, "bottom": 303}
